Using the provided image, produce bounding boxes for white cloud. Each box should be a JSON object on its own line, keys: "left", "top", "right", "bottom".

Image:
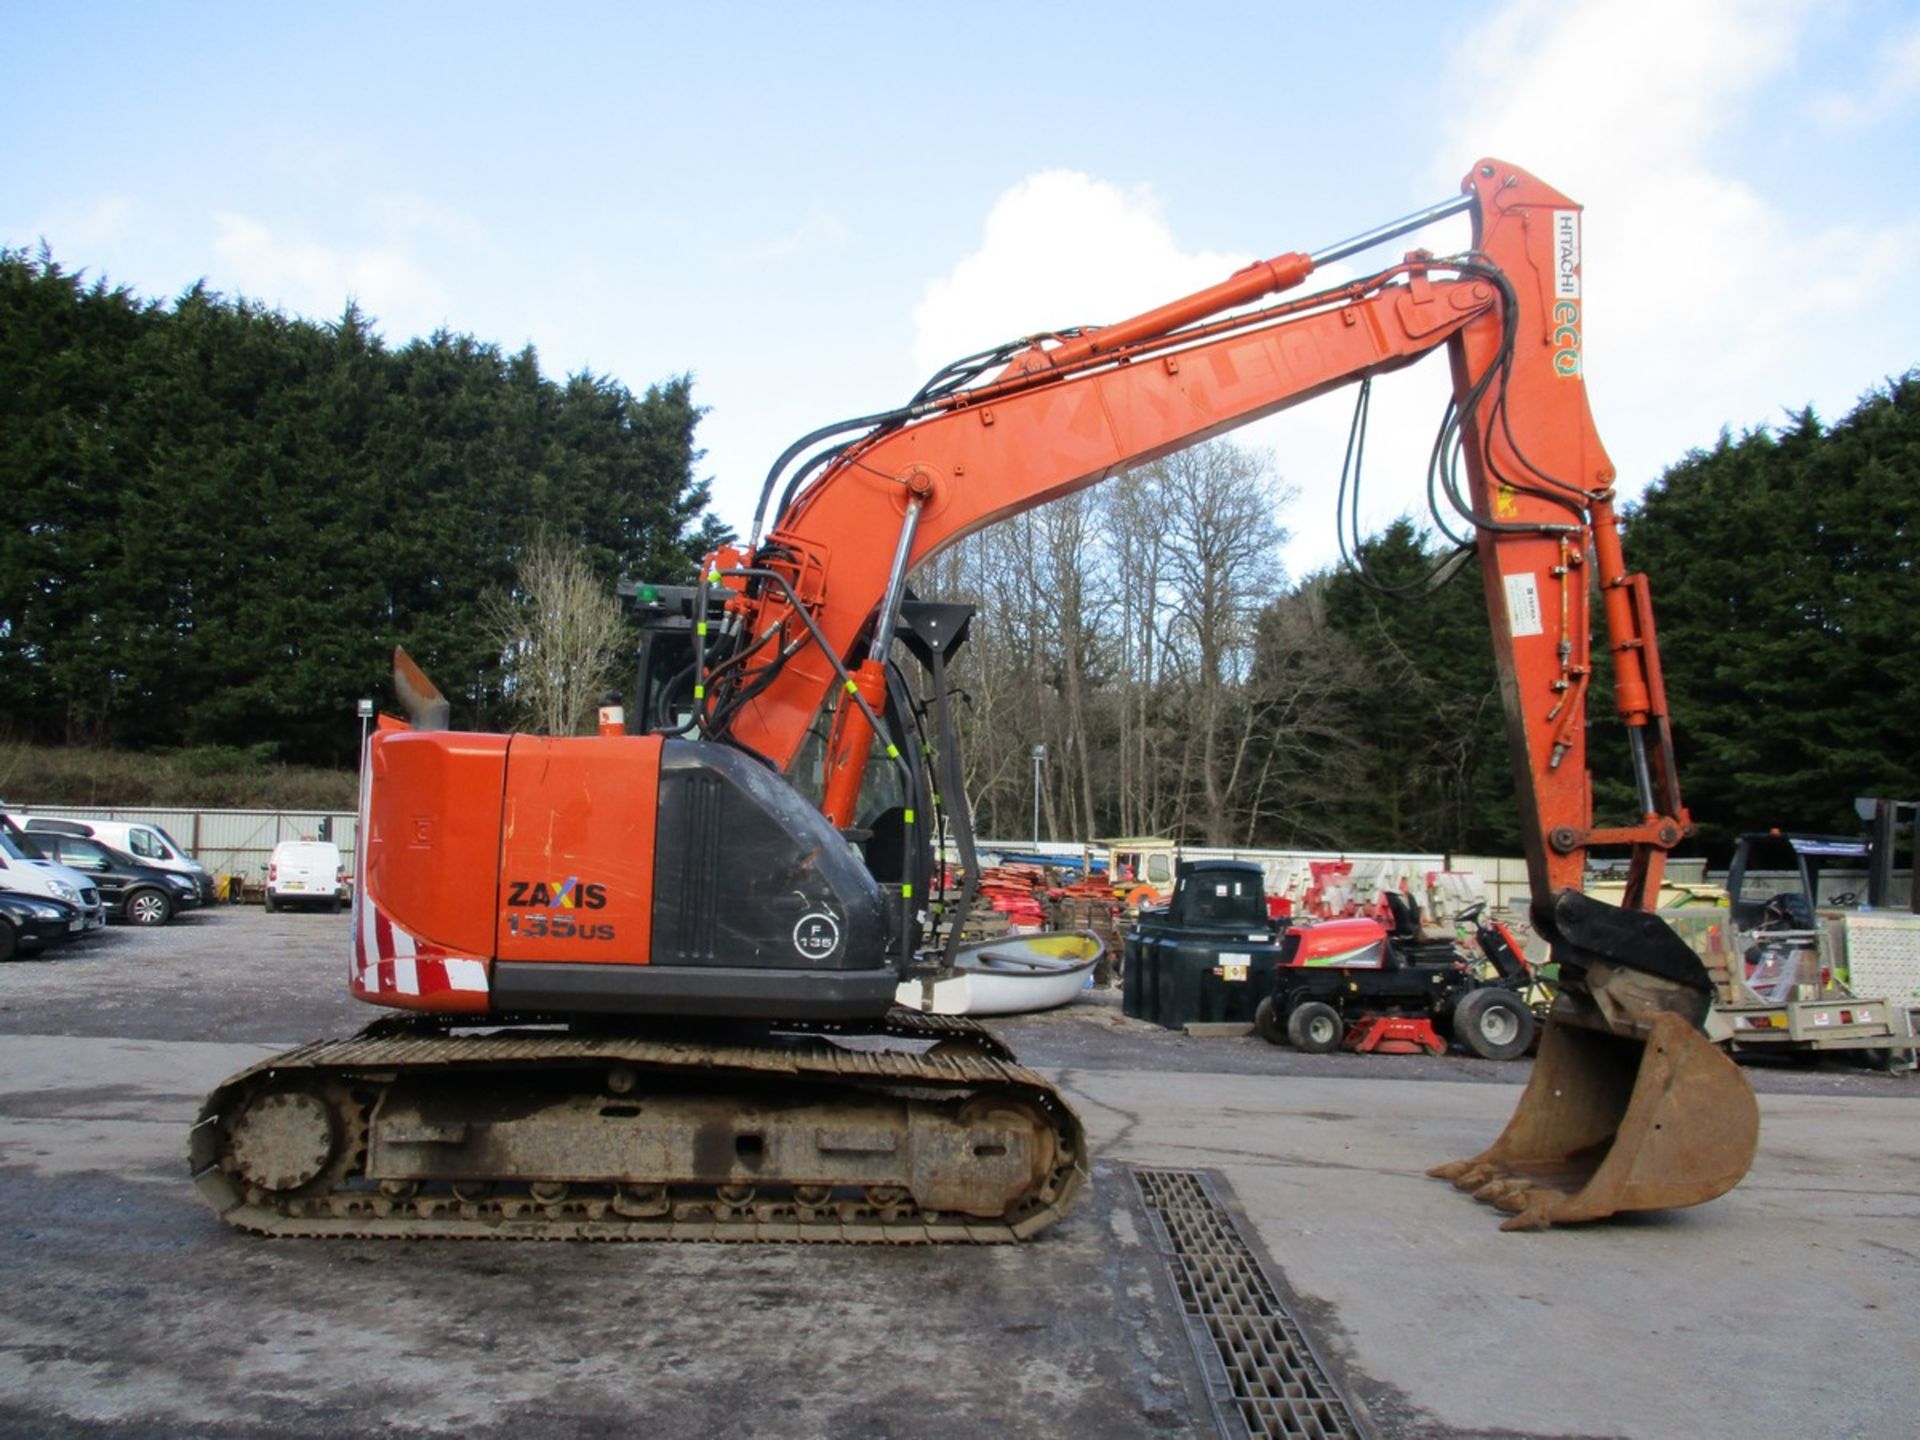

{"left": 862, "top": 0, "right": 1920, "bottom": 583}
{"left": 1430, "top": 0, "right": 1806, "bottom": 184}
{"left": 210, "top": 210, "right": 454, "bottom": 337}
{"left": 911, "top": 172, "right": 1247, "bottom": 378}
{"left": 907, "top": 173, "right": 1483, "bottom": 580}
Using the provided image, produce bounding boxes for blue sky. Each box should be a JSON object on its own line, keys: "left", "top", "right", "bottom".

{"left": 6, "top": 0, "right": 1917, "bottom": 579}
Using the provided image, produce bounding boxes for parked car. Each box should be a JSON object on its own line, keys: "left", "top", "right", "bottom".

{"left": 6, "top": 812, "right": 215, "bottom": 904}
{"left": 0, "top": 824, "right": 108, "bottom": 935}
{"left": 265, "top": 840, "right": 347, "bottom": 912}
{"left": 0, "top": 890, "right": 81, "bottom": 960}
{"left": 28, "top": 833, "right": 202, "bottom": 926}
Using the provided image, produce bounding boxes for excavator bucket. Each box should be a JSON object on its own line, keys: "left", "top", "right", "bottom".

{"left": 1430, "top": 892, "right": 1759, "bottom": 1230}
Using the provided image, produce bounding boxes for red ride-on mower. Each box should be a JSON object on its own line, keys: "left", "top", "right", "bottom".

{"left": 1253, "top": 897, "right": 1539, "bottom": 1061}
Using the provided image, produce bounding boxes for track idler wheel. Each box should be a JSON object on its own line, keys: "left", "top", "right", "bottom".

{"left": 225, "top": 1087, "right": 341, "bottom": 1195}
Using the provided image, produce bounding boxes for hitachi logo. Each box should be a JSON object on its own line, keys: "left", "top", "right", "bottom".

{"left": 1554, "top": 211, "right": 1580, "bottom": 299}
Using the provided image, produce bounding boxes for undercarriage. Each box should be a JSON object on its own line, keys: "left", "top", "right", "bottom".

{"left": 191, "top": 1009, "right": 1085, "bottom": 1243}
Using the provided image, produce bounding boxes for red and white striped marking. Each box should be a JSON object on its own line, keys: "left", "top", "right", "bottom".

{"left": 349, "top": 734, "right": 490, "bottom": 1011}
{"left": 351, "top": 894, "right": 490, "bottom": 1006}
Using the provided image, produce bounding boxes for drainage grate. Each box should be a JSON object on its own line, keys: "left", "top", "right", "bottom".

{"left": 1134, "top": 1168, "right": 1364, "bottom": 1440}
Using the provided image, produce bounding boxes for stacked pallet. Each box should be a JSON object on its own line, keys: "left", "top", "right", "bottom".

{"left": 1047, "top": 887, "right": 1126, "bottom": 986}
{"left": 978, "top": 864, "right": 1050, "bottom": 929}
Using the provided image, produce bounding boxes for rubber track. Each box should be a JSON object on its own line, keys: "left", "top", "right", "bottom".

{"left": 190, "top": 1014, "right": 1084, "bottom": 1244}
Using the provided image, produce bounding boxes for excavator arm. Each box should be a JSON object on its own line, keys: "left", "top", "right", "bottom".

{"left": 683, "top": 158, "right": 1756, "bottom": 1230}
{"left": 701, "top": 161, "right": 1685, "bottom": 916}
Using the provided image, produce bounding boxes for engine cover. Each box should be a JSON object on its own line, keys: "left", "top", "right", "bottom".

{"left": 357, "top": 730, "right": 898, "bottom": 1020}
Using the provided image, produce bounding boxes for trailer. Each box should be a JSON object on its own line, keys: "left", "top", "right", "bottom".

{"left": 1717, "top": 802, "right": 1920, "bottom": 1068}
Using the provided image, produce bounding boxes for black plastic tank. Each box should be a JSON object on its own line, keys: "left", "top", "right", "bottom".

{"left": 1124, "top": 860, "right": 1286, "bottom": 1029}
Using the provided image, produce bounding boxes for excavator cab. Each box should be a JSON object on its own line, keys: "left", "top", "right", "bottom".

{"left": 624, "top": 581, "right": 979, "bottom": 974}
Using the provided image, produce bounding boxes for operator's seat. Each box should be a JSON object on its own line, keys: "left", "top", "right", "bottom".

{"left": 1383, "top": 890, "right": 1457, "bottom": 969}
{"left": 1385, "top": 891, "right": 1423, "bottom": 942}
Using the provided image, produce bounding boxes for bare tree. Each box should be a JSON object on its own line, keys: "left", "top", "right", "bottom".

{"left": 1100, "top": 466, "right": 1172, "bottom": 836}
{"left": 483, "top": 533, "right": 627, "bottom": 736}
{"left": 912, "top": 439, "right": 1302, "bottom": 846}
{"left": 915, "top": 527, "right": 1028, "bottom": 835}
{"left": 1029, "top": 490, "right": 1111, "bottom": 842}
{"left": 1238, "top": 579, "right": 1369, "bottom": 846}
{"left": 1149, "top": 443, "right": 1293, "bottom": 844}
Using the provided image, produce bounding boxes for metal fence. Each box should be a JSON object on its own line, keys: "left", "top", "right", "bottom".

{"left": 7, "top": 805, "right": 358, "bottom": 881}
{"left": 15, "top": 806, "right": 1911, "bottom": 908}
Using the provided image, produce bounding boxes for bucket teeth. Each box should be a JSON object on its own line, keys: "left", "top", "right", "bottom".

{"left": 1447, "top": 1162, "right": 1497, "bottom": 1192}
{"left": 1497, "top": 1198, "right": 1558, "bottom": 1232}
{"left": 1474, "top": 1176, "right": 1533, "bottom": 1206}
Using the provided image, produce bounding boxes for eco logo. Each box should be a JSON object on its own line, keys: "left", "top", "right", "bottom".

{"left": 507, "top": 878, "right": 609, "bottom": 910}
{"left": 1551, "top": 210, "right": 1582, "bottom": 378}
{"left": 1552, "top": 301, "right": 1582, "bottom": 378}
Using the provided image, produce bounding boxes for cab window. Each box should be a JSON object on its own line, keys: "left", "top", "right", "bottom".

{"left": 129, "top": 829, "right": 162, "bottom": 860}
{"left": 1146, "top": 853, "right": 1173, "bottom": 885}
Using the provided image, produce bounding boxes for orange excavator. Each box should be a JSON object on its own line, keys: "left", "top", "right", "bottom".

{"left": 192, "top": 159, "right": 1758, "bottom": 1239}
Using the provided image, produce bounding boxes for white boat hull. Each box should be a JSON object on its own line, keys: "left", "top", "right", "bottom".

{"left": 896, "top": 932, "right": 1103, "bottom": 1017}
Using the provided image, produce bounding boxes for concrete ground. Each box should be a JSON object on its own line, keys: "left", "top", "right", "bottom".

{"left": 0, "top": 908, "right": 1914, "bottom": 1439}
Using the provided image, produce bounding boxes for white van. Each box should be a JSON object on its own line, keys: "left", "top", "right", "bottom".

{"left": 7, "top": 813, "right": 214, "bottom": 904}
{"left": 0, "top": 824, "right": 108, "bottom": 935}
{"left": 266, "top": 840, "right": 347, "bottom": 912}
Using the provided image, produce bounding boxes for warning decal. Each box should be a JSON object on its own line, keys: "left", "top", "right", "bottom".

{"left": 1504, "top": 572, "right": 1544, "bottom": 638}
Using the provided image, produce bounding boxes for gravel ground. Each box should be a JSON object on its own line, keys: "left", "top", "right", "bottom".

{"left": 1, "top": 906, "right": 1911, "bottom": 1439}
{"left": 0, "top": 905, "right": 366, "bottom": 1042}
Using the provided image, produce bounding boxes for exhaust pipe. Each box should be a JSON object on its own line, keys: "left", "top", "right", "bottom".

{"left": 391, "top": 648, "right": 450, "bottom": 731}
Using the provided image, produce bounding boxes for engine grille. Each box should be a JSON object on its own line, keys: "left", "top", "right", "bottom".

{"left": 1133, "top": 1168, "right": 1365, "bottom": 1440}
